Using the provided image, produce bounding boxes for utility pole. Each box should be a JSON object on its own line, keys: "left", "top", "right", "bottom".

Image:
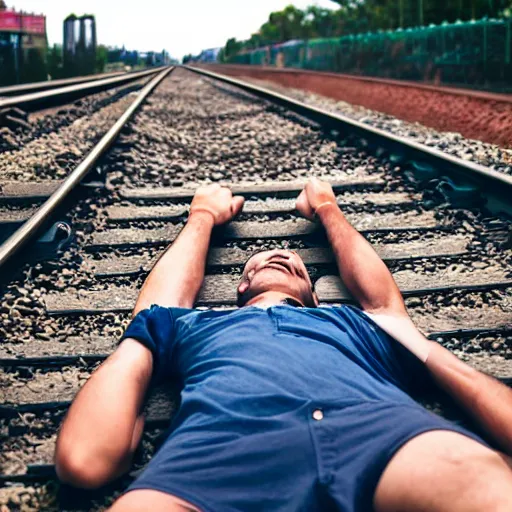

{"left": 419, "top": 0, "right": 424, "bottom": 26}
{"left": 399, "top": 0, "right": 404, "bottom": 27}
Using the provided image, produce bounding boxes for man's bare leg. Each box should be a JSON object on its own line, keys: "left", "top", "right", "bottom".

{"left": 374, "top": 430, "right": 512, "bottom": 512}
{"left": 109, "top": 490, "right": 200, "bottom": 512}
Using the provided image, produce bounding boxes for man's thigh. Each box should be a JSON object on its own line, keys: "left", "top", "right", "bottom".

{"left": 374, "top": 430, "right": 512, "bottom": 512}
{"left": 109, "top": 489, "right": 201, "bottom": 512}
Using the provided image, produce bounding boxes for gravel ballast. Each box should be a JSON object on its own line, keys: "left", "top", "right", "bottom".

{"left": 222, "top": 74, "right": 512, "bottom": 176}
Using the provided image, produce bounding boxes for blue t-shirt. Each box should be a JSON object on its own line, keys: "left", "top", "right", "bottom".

{"left": 122, "top": 304, "right": 429, "bottom": 435}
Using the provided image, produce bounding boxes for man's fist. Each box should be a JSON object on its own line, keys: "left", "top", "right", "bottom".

{"left": 190, "top": 184, "right": 244, "bottom": 226}
{"left": 296, "top": 178, "right": 337, "bottom": 220}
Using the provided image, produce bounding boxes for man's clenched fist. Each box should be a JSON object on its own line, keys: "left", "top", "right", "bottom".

{"left": 296, "top": 178, "right": 337, "bottom": 220}
{"left": 190, "top": 184, "right": 244, "bottom": 226}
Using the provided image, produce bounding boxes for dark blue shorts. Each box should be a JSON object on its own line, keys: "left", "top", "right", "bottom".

{"left": 127, "top": 399, "right": 488, "bottom": 512}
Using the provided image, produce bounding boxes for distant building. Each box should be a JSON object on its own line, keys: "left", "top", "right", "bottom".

{"left": 106, "top": 47, "right": 171, "bottom": 70}
{"left": 0, "top": 1, "right": 47, "bottom": 84}
{"left": 63, "top": 14, "right": 97, "bottom": 77}
{"left": 197, "top": 47, "right": 221, "bottom": 63}
{"left": 143, "top": 50, "right": 171, "bottom": 67}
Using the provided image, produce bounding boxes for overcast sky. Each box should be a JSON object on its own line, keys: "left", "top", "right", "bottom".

{"left": 9, "top": 0, "right": 337, "bottom": 59}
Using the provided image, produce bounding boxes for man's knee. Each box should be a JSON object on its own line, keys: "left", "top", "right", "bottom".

{"left": 466, "top": 449, "right": 512, "bottom": 512}
{"left": 457, "top": 448, "right": 512, "bottom": 510}
{"left": 375, "top": 430, "right": 512, "bottom": 512}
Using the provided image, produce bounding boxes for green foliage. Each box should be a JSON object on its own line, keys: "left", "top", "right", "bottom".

{"left": 21, "top": 48, "right": 47, "bottom": 83}
{"left": 222, "top": 0, "right": 512, "bottom": 60}
{"left": 328, "top": 0, "right": 512, "bottom": 29}
{"left": 218, "top": 38, "right": 245, "bottom": 62}
{"left": 231, "top": 17, "right": 512, "bottom": 89}
{"left": 47, "top": 44, "right": 63, "bottom": 79}
{"left": 96, "top": 45, "right": 108, "bottom": 73}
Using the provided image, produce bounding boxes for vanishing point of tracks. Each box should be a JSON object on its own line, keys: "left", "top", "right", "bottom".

{"left": 0, "top": 66, "right": 511, "bottom": 510}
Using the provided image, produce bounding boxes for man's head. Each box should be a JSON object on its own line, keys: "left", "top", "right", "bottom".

{"left": 237, "top": 249, "right": 318, "bottom": 307}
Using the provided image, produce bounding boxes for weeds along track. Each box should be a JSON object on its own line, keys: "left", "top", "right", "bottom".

{"left": 0, "top": 66, "right": 511, "bottom": 510}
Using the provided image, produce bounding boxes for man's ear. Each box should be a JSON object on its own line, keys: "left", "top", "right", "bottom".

{"left": 238, "top": 281, "right": 249, "bottom": 294}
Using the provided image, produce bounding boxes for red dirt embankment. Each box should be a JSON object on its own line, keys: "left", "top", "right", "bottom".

{"left": 200, "top": 64, "right": 512, "bottom": 148}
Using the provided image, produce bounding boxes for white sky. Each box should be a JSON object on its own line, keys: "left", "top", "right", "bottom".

{"left": 8, "top": 0, "right": 337, "bottom": 59}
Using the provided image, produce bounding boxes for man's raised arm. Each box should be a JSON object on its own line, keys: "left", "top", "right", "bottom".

{"left": 296, "top": 177, "right": 405, "bottom": 316}
{"left": 296, "top": 177, "right": 512, "bottom": 456}
{"left": 55, "top": 185, "right": 243, "bottom": 489}
{"left": 133, "top": 184, "right": 244, "bottom": 313}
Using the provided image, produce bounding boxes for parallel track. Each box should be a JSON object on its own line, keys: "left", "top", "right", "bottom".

{"left": 0, "top": 67, "right": 174, "bottom": 268}
{"left": 185, "top": 66, "right": 512, "bottom": 208}
{"left": 0, "top": 70, "right": 126, "bottom": 98}
{"left": 0, "top": 67, "right": 165, "bottom": 114}
{"left": 199, "top": 63, "right": 512, "bottom": 149}
{"left": 0, "top": 66, "right": 510, "bottom": 508}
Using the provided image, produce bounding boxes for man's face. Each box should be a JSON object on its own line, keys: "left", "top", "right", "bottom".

{"left": 237, "top": 249, "right": 318, "bottom": 307}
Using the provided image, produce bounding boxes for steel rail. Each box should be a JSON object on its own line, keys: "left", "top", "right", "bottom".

{"left": 0, "top": 70, "right": 125, "bottom": 97}
{"left": 203, "top": 64, "right": 512, "bottom": 103}
{"left": 185, "top": 65, "right": 512, "bottom": 208}
{"left": 0, "top": 66, "right": 166, "bottom": 112}
{"left": 0, "top": 66, "right": 174, "bottom": 271}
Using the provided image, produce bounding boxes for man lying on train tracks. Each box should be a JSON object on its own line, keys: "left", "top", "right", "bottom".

{"left": 55, "top": 178, "right": 512, "bottom": 512}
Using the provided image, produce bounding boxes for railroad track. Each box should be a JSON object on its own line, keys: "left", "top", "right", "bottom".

{"left": 198, "top": 63, "right": 512, "bottom": 152}
{"left": 0, "top": 67, "right": 165, "bottom": 118}
{"left": 0, "top": 66, "right": 511, "bottom": 509}
{"left": 0, "top": 70, "right": 130, "bottom": 98}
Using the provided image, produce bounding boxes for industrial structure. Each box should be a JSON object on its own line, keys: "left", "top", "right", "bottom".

{"left": 63, "top": 14, "right": 97, "bottom": 77}
{"left": 0, "top": 1, "right": 47, "bottom": 85}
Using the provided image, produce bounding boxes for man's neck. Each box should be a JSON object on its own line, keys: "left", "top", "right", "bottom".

{"left": 245, "top": 291, "right": 304, "bottom": 309}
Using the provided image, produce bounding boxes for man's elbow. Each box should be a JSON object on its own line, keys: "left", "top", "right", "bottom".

{"left": 55, "top": 444, "right": 127, "bottom": 490}
{"left": 362, "top": 299, "right": 407, "bottom": 317}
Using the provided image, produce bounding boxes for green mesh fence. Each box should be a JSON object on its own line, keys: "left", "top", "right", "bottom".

{"left": 228, "top": 18, "right": 512, "bottom": 89}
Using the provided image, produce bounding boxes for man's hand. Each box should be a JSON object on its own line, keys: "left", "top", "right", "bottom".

{"left": 190, "top": 184, "right": 244, "bottom": 226}
{"left": 296, "top": 178, "right": 337, "bottom": 220}
{"left": 133, "top": 186, "right": 243, "bottom": 313}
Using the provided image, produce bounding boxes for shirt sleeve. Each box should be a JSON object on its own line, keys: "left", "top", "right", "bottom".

{"left": 120, "top": 305, "right": 178, "bottom": 384}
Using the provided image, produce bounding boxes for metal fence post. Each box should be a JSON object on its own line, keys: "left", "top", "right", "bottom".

{"left": 506, "top": 18, "right": 511, "bottom": 65}
{"left": 483, "top": 20, "right": 488, "bottom": 78}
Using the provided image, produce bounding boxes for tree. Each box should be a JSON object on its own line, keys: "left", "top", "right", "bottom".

{"left": 261, "top": 5, "right": 307, "bottom": 43}
{"left": 303, "top": 6, "right": 342, "bottom": 38}
{"left": 47, "top": 44, "right": 63, "bottom": 79}
{"left": 21, "top": 48, "right": 47, "bottom": 83}
{"left": 221, "top": 38, "right": 245, "bottom": 61}
{"left": 96, "top": 44, "right": 108, "bottom": 73}
{"left": 220, "top": 0, "right": 512, "bottom": 62}
{"left": 330, "top": 0, "right": 512, "bottom": 29}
